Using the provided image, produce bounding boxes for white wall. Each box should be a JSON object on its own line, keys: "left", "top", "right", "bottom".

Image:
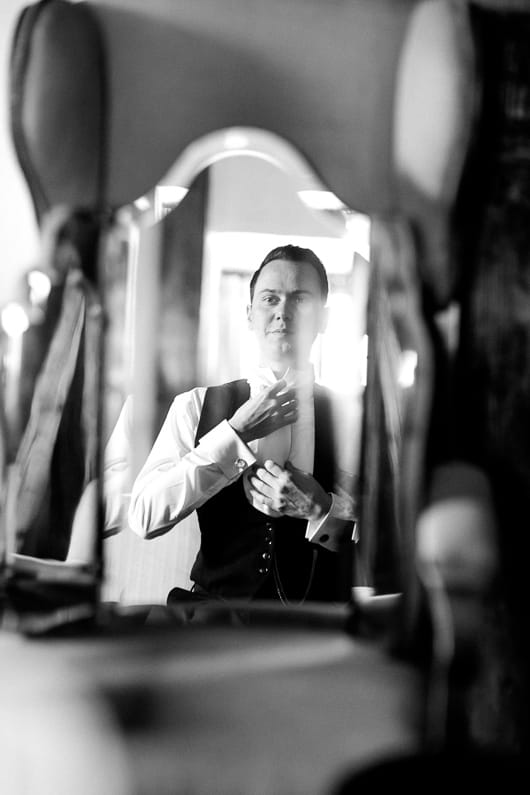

{"left": 0, "top": 0, "right": 39, "bottom": 306}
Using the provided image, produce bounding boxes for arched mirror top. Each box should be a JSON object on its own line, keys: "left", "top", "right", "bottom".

{"left": 126, "top": 127, "right": 369, "bottom": 247}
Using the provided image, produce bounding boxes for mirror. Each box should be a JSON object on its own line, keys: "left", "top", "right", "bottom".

{"left": 1, "top": 126, "right": 428, "bottom": 625}
{"left": 100, "top": 128, "right": 371, "bottom": 610}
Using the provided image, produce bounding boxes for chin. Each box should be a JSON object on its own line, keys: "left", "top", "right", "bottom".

{"left": 266, "top": 342, "right": 304, "bottom": 372}
{"left": 267, "top": 339, "right": 292, "bottom": 358}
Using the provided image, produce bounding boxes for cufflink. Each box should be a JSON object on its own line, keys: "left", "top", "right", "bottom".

{"left": 235, "top": 458, "right": 247, "bottom": 472}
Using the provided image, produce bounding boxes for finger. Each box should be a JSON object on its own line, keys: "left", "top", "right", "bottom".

{"left": 249, "top": 487, "right": 274, "bottom": 511}
{"left": 274, "top": 409, "right": 298, "bottom": 429}
{"left": 263, "top": 459, "right": 286, "bottom": 477}
{"left": 267, "top": 379, "right": 287, "bottom": 396}
{"left": 253, "top": 467, "right": 279, "bottom": 487}
{"left": 277, "top": 401, "right": 297, "bottom": 420}
{"left": 249, "top": 475, "right": 273, "bottom": 497}
{"left": 277, "top": 397, "right": 298, "bottom": 416}
{"left": 251, "top": 487, "right": 287, "bottom": 514}
{"left": 277, "top": 387, "right": 297, "bottom": 404}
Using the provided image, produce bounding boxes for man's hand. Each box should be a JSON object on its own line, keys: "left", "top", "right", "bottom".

{"left": 229, "top": 380, "right": 298, "bottom": 443}
{"left": 248, "top": 460, "right": 332, "bottom": 521}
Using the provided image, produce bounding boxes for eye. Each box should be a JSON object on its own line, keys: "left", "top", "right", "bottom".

{"left": 294, "top": 294, "right": 314, "bottom": 308}
{"left": 262, "top": 295, "right": 278, "bottom": 305}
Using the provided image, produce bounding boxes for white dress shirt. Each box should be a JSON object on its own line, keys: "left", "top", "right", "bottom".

{"left": 128, "top": 368, "right": 357, "bottom": 551}
{"left": 103, "top": 395, "right": 133, "bottom": 533}
{"left": 242, "top": 366, "right": 315, "bottom": 516}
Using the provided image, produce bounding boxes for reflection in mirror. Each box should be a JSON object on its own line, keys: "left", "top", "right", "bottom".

{"left": 0, "top": 207, "right": 127, "bottom": 629}
{"left": 101, "top": 128, "right": 371, "bottom": 610}
{"left": 355, "top": 218, "right": 434, "bottom": 642}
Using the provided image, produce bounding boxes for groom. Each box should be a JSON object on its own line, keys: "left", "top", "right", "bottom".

{"left": 129, "top": 244, "right": 357, "bottom": 604}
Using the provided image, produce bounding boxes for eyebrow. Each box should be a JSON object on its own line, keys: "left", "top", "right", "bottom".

{"left": 257, "top": 288, "right": 315, "bottom": 296}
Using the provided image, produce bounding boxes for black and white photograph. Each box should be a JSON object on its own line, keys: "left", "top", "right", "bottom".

{"left": 0, "top": 1, "right": 529, "bottom": 792}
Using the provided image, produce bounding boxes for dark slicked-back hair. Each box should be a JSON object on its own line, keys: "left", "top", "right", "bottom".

{"left": 249, "top": 244, "right": 329, "bottom": 302}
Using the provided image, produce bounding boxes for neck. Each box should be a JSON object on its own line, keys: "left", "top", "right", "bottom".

{"left": 258, "top": 359, "right": 288, "bottom": 379}
{"left": 271, "top": 366, "right": 289, "bottom": 379}
{"left": 255, "top": 362, "right": 313, "bottom": 381}
{"left": 260, "top": 359, "right": 310, "bottom": 379}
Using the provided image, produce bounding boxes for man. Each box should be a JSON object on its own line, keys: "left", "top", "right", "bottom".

{"left": 128, "top": 244, "right": 357, "bottom": 604}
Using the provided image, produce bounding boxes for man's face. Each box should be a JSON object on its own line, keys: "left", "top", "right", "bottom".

{"left": 247, "top": 258, "right": 327, "bottom": 372}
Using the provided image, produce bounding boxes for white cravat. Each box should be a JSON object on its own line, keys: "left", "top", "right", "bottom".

{"left": 242, "top": 366, "right": 315, "bottom": 515}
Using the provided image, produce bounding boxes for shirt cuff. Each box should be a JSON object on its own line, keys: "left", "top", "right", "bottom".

{"left": 306, "top": 493, "right": 356, "bottom": 551}
{"left": 197, "top": 419, "right": 257, "bottom": 479}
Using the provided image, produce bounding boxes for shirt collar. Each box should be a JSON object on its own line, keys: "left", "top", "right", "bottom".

{"left": 247, "top": 365, "right": 315, "bottom": 395}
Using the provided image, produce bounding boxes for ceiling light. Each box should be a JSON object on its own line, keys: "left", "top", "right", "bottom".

{"left": 297, "top": 190, "right": 347, "bottom": 211}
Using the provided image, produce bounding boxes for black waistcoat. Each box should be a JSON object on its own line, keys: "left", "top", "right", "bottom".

{"left": 190, "top": 379, "right": 351, "bottom": 602}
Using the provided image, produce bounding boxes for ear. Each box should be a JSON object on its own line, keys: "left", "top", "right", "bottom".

{"left": 318, "top": 305, "right": 329, "bottom": 334}
{"left": 246, "top": 303, "right": 253, "bottom": 329}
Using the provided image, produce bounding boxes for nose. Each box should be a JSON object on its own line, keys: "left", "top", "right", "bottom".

{"left": 274, "top": 298, "right": 292, "bottom": 321}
